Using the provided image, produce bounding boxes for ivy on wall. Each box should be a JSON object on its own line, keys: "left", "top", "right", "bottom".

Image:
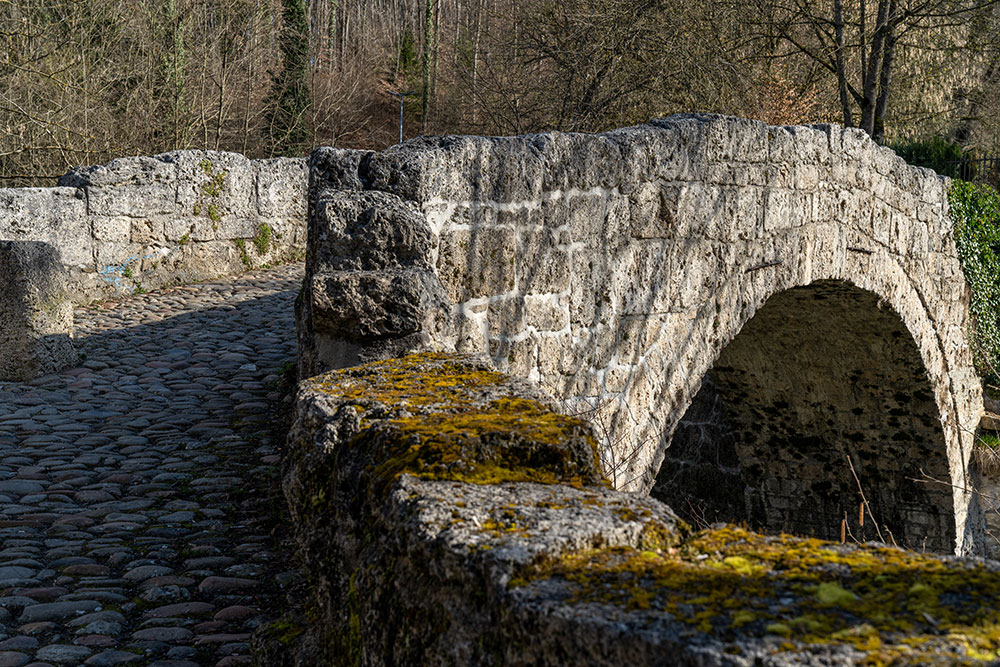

{"left": 950, "top": 180, "right": 1000, "bottom": 384}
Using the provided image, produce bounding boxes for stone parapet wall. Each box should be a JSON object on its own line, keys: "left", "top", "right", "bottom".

{"left": 0, "top": 151, "right": 307, "bottom": 303}
{"left": 275, "top": 352, "right": 1000, "bottom": 666}
{"left": 299, "top": 114, "right": 984, "bottom": 554}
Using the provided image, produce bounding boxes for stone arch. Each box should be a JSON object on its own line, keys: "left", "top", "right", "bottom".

{"left": 618, "top": 215, "right": 980, "bottom": 554}
{"left": 301, "top": 113, "right": 985, "bottom": 553}
{"left": 653, "top": 279, "right": 955, "bottom": 551}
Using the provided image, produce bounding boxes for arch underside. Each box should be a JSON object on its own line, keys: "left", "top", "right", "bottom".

{"left": 652, "top": 280, "right": 956, "bottom": 552}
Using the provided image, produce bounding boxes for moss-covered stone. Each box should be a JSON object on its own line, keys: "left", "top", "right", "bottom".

{"left": 302, "top": 353, "right": 605, "bottom": 491}
{"left": 516, "top": 524, "right": 1000, "bottom": 664}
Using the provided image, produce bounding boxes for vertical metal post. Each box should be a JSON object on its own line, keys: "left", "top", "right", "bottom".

{"left": 399, "top": 96, "right": 404, "bottom": 145}
{"left": 388, "top": 90, "right": 417, "bottom": 145}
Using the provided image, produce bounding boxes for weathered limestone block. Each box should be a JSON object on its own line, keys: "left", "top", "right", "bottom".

{"left": 167, "top": 150, "right": 255, "bottom": 223}
{"left": 272, "top": 352, "right": 1000, "bottom": 666}
{"left": 311, "top": 191, "right": 435, "bottom": 273}
{"left": 0, "top": 188, "right": 92, "bottom": 266}
{"left": 255, "top": 157, "right": 309, "bottom": 220}
{"left": 309, "top": 147, "right": 372, "bottom": 194}
{"left": 437, "top": 227, "right": 518, "bottom": 302}
{"left": 62, "top": 155, "right": 179, "bottom": 218}
{"left": 0, "top": 242, "right": 75, "bottom": 381}
{"left": 298, "top": 169, "right": 452, "bottom": 376}
{"left": 308, "top": 270, "right": 447, "bottom": 340}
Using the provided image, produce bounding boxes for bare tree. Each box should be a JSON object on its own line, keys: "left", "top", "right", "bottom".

{"left": 745, "top": 0, "right": 1000, "bottom": 140}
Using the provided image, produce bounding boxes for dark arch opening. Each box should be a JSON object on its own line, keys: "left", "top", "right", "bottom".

{"left": 651, "top": 280, "right": 956, "bottom": 552}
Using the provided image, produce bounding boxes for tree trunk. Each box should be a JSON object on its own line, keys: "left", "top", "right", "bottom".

{"left": 834, "top": 0, "right": 853, "bottom": 128}
{"left": 873, "top": 1, "right": 898, "bottom": 143}
{"left": 422, "top": 0, "right": 435, "bottom": 130}
{"left": 860, "top": 0, "right": 890, "bottom": 137}
{"left": 471, "top": 0, "right": 482, "bottom": 125}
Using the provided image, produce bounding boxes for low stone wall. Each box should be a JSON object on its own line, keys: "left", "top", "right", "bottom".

{"left": 0, "top": 150, "right": 307, "bottom": 303}
{"left": 276, "top": 351, "right": 1000, "bottom": 666}
{"left": 0, "top": 241, "right": 75, "bottom": 381}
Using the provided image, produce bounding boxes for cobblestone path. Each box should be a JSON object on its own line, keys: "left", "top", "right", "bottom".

{"left": 0, "top": 264, "right": 304, "bottom": 667}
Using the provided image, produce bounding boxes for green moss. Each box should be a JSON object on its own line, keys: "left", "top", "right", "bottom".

{"left": 305, "top": 353, "right": 606, "bottom": 492}
{"left": 516, "top": 524, "right": 1000, "bottom": 663}
{"left": 234, "top": 239, "right": 251, "bottom": 269}
{"left": 815, "top": 581, "right": 857, "bottom": 606}
{"left": 179, "top": 233, "right": 190, "bottom": 246}
{"left": 260, "top": 618, "right": 306, "bottom": 645}
{"left": 253, "top": 222, "right": 272, "bottom": 255}
{"left": 199, "top": 163, "right": 226, "bottom": 197}
{"left": 980, "top": 432, "right": 1000, "bottom": 450}
{"left": 306, "top": 353, "right": 508, "bottom": 409}
{"left": 344, "top": 570, "right": 362, "bottom": 667}
{"left": 192, "top": 160, "right": 226, "bottom": 225}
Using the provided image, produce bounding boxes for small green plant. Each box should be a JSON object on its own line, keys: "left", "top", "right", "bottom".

{"left": 133, "top": 284, "right": 147, "bottom": 295}
{"left": 235, "top": 238, "right": 251, "bottom": 269}
{"left": 179, "top": 233, "right": 190, "bottom": 245}
{"left": 194, "top": 159, "right": 226, "bottom": 224}
{"left": 201, "top": 171, "right": 225, "bottom": 197}
{"left": 122, "top": 266, "right": 133, "bottom": 278}
{"left": 252, "top": 222, "right": 272, "bottom": 255}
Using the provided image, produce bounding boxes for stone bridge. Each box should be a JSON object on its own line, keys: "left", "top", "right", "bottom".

{"left": 299, "top": 114, "right": 984, "bottom": 555}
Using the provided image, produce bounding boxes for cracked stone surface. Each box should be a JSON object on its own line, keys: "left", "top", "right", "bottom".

{"left": 0, "top": 264, "right": 303, "bottom": 666}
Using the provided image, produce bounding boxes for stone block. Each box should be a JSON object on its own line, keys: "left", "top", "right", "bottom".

{"left": 517, "top": 229, "right": 570, "bottom": 294}
{"left": 91, "top": 216, "right": 131, "bottom": 243}
{"left": 208, "top": 216, "right": 258, "bottom": 241}
{"left": 487, "top": 296, "right": 526, "bottom": 339}
{"left": 58, "top": 154, "right": 176, "bottom": 188}
{"left": 130, "top": 218, "right": 166, "bottom": 244}
{"left": 163, "top": 217, "right": 196, "bottom": 242}
{"left": 0, "top": 187, "right": 91, "bottom": 266}
{"left": 0, "top": 242, "right": 75, "bottom": 381}
{"left": 524, "top": 294, "right": 569, "bottom": 332}
{"left": 309, "top": 269, "right": 448, "bottom": 343}
{"left": 436, "top": 227, "right": 516, "bottom": 302}
{"left": 167, "top": 150, "right": 255, "bottom": 221}
{"left": 767, "top": 125, "right": 798, "bottom": 163}
{"left": 629, "top": 182, "right": 683, "bottom": 239}
{"left": 763, "top": 189, "right": 795, "bottom": 233}
{"left": 86, "top": 181, "right": 178, "bottom": 218}
{"left": 255, "top": 157, "right": 308, "bottom": 219}
{"left": 562, "top": 193, "right": 610, "bottom": 240}
{"left": 309, "top": 147, "right": 372, "bottom": 192}
{"left": 312, "top": 191, "right": 435, "bottom": 273}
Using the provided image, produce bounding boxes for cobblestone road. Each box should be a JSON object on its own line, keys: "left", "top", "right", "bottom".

{"left": 0, "top": 264, "right": 303, "bottom": 667}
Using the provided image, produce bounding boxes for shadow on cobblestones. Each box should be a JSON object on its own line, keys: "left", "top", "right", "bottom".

{"left": 0, "top": 264, "right": 304, "bottom": 667}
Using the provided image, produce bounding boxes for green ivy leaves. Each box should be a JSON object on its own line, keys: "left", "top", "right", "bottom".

{"left": 950, "top": 180, "right": 1000, "bottom": 382}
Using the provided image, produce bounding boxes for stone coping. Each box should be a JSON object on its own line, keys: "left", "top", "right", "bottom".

{"left": 279, "top": 352, "right": 1000, "bottom": 666}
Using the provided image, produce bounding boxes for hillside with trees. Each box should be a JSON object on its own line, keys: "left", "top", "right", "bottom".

{"left": 3, "top": 0, "right": 999, "bottom": 185}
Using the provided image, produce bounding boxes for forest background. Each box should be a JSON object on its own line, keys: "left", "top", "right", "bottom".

{"left": 4, "top": 0, "right": 1000, "bottom": 186}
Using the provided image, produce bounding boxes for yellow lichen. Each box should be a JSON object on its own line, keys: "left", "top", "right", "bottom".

{"left": 514, "top": 525, "right": 1000, "bottom": 663}
{"left": 307, "top": 353, "right": 606, "bottom": 491}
